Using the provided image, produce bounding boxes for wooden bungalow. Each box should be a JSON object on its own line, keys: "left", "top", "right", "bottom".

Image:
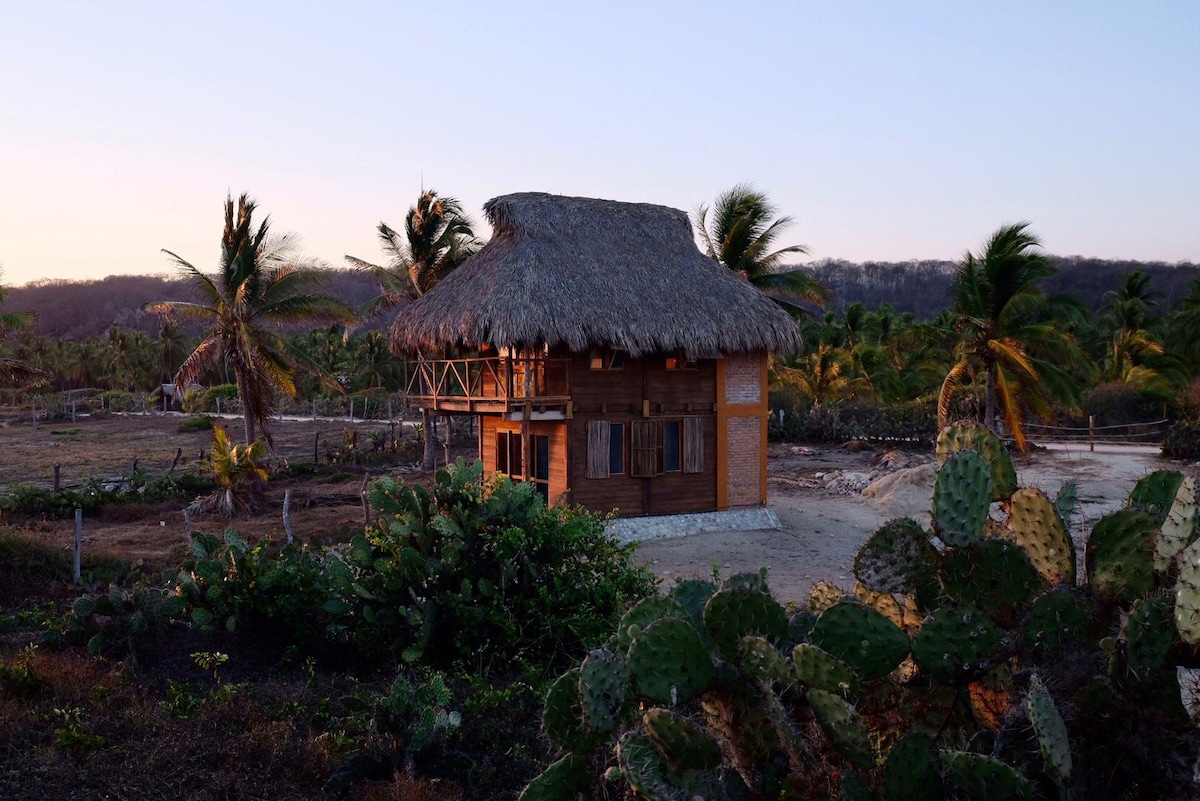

{"left": 390, "top": 193, "right": 802, "bottom": 518}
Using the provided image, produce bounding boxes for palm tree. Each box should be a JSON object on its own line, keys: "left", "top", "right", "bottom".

{"left": 938, "top": 222, "right": 1085, "bottom": 452}
{"left": 0, "top": 268, "right": 45, "bottom": 387}
{"left": 695, "top": 184, "right": 831, "bottom": 309}
{"left": 148, "top": 194, "right": 356, "bottom": 445}
{"left": 346, "top": 189, "right": 481, "bottom": 470}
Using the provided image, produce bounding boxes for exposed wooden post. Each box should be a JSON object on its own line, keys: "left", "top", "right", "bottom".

{"left": 54, "top": 465, "right": 61, "bottom": 492}
{"left": 283, "top": 488, "right": 294, "bottom": 544}
{"left": 1089, "top": 415, "right": 1095, "bottom": 453}
{"left": 169, "top": 448, "right": 182, "bottom": 474}
{"left": 73, "top": 508, "right": 82, "bottom": 585}
{"left": 522, "top": 350, "right": 533, "bottom": 485}
{"left": 314, "top": 431, "right": 320, "bottom": 465}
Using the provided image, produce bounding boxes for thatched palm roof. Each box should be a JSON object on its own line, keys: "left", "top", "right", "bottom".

{"left": 390, "top": 193, "right": 803, "bottom": 358}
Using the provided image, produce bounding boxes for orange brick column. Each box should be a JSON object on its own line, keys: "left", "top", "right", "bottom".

{"left": 716, "top": 352, "right": 769, "bottom": 509}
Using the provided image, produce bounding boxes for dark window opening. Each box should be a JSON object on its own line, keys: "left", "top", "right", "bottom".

{"left": 609, "top": 423, "right": 625, "bottom": 475}
{"left": 663, "top": 421, "right": 681, "bottom": 472}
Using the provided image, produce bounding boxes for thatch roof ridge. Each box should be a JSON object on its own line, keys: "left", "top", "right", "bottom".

{"left": 390, "top": 192, "right": 803, "bottom": 358}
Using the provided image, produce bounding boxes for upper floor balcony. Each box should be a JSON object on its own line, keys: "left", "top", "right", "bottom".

{"left": 405, "top": 354, "right": 572, "bottom": 418}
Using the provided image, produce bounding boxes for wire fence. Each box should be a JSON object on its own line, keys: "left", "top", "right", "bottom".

{"left": 1021, "top": 417, "right": 1170, "bottom": 450}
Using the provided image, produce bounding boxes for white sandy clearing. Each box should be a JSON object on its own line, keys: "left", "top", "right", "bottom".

{"left": 634, "top": 443, "right": 1191, "bottom": 604}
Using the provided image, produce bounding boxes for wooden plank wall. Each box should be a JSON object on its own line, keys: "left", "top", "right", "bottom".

{"left": 480, "top": 416, "right": 569, "bottom": 505}
{"left": 563, "top": 347, "right": 718, "bottom": 517}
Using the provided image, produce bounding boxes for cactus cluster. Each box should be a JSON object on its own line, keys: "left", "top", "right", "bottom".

{"left": 523, "top": 423, "right": 1200, "bottom": 800}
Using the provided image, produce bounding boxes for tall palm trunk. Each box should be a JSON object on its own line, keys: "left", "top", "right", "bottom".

{"left": 985, "top": 363, "right": 998, "bottom": 434}
{"left": 236, "top": 366, "right": 255, "bottom": 444}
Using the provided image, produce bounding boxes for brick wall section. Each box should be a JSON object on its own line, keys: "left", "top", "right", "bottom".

{"left": 726, "top": 416, "right": 762, "bottom": 506}
{"left": 724, "top": 353, "right": 762, "bottom": 405}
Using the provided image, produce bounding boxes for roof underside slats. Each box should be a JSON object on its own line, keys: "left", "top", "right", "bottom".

{"left": 390, "top": 192, "right": 803, "bottom": 358}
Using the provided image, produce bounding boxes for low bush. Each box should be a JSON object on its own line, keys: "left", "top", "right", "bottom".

{"left": 177, "top": 414, "right": 214, "bottom": 432}
{"left": 1164, "top": 420, "right": 1200, "bottom": 460}
{"left": 769, "top": 397, "right": 939, "bottom": 445}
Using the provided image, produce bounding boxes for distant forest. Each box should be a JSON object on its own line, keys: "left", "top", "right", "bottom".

{"left": 798, "top": 256, "right": 1200, "bottom": 316}
{"left": 4, "top": 257, "right": 1199, "bottom": 339}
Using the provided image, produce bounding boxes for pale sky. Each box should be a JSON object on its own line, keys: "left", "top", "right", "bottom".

{"left": 2, "top": 1, "right": 1197, "bottom": 287}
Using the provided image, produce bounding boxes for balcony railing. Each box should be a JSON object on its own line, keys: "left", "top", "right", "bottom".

{"left": 405, "top": 355, "right": 571, "bottom": 414}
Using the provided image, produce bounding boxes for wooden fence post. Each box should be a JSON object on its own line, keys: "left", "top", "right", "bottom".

{"left": 1089, "top": 415, "right": 1095, "bottom": 453}
{"left": 360, "top": 472, "right": 371, "bottom": 526}
{"left": 73, "top": 508, "right": 82, "bottom": 585}
{"left": 54, "top": 465, "right": 61, "bottom": 492}
{"left": 283, "top": 488, "right": 294, "bottom": 544}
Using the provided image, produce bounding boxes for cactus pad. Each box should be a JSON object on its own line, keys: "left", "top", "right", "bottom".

{"left": 739, "top": 635, "right": 790, "bottom": 685}
{"left": 788, "top": 609, "right": 818, "bottom": 644}
{"left": 854, "top": 518, "right": 938, "bottom": 595}
{"left": 884, "top": 733, "right": 942, "bottom": 801}
{"left": 1054, "top": 481, "right": 1079, "bottom": 529}
{"left": 840, "top": 771, "right": 876, "bottom": 801}
{"left": 931, "top": 449, "right": 993, "bottom": 547}
{"left": 579, "top": 647, "right": 627, "bottom": 733}
{"left": 807, "top": 688, "right": 874, "bottom": 769}
{"left": 939, "top": 539, "right": 1045, "bottom": 622}
{"left": 1128, "top": 470, "right": 1186, "bottom": 525}
{"left": 936, "top": 421, "right": 1017, "bottom": 501}
{"left": 518, "top": 753, "right": 590, "bottom": 801}
{"left": 1120, "top": 593, "right": 1178, "bottom": 678}
{"left": 808, "top": 580, "right": 849, "bottom": 613}
{"left": 668, "top": 579, "right": 717, "bottom": 630}
{"left": 793, "top": 643, "right": 858, "bottom": 695}
{"left": 1085, "top": 509, "right": 1161, "bottom": 604}
{"left": 967, "top": 662, "right": 1015, "bottom": 730}
{"left": 703, "top": 587, "right": 788, "bottom": 659}
{"left": 1020, "top": 587, "right": 1094, "bottom": 657}
{"left": 1176, "top": 538, "right": 1200, "bottom": 646}
{"left": 1026, "top": 674, "right": 1072, "bottom": 783}
{"left": 912, "top": 604, "right": 1001, "bottom": 682}
{"left": 1009, "top": 487, "right": 1076, "bottom": 586}
{"left": 617, "top": 596, "right": 687, "bottom": 653}
{"left": 854, "top": 583, "right": 905, "bottom": 628}
{"left": 642, "top": 708, "right": 723, "bottom": 771}
{"left": 617, "top": 732, "right": 687, "bottom": 801}
{"left": 542, "top": 669, "right": 604, "bottom": 753}
{"left": 810, "top": 599, "right": 910, "bottom": 681}
{"left": 629, "top": 616, "right": 716, "bottom": 706}
{"left": 1155, "top": 475, "right": 1197, "bottom": 572}
{"left": 939, "top": 751, "right": 1033, "bottom": 800}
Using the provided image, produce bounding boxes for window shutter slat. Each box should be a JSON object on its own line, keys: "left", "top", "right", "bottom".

{"left": 630, "top": 420, "right": 658, "bottom": 478}
{"left": 683, "top": 417, "right": 704, "bottom": 474}
{"left": 587, "top": 420, "right": 610, "bottom": 479}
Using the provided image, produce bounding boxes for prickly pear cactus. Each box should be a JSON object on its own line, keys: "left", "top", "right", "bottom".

{"left": 667, "top": 579, "right": 717, "bottom": 631}
{"left": 808, "top": 580, "right": 848, "bottom": 613}
{"left": 579, "top": 647, "right": 627, "bottom": 733}
{"left": 738, "top": 635, "right": 790, "bottom": 685}
{"left": 1020, "top": 587, "right": 1093, "bottom": 657}
{"left": 1026, "top": 674, "right": 1072, "bottom": 784}
{"left": 807, "top": 688, "right": 874, "bottom": 770}
{"left": 939, "top": 539, "right": 1045, "bottom": 622}
{"left": 968, "top": 662, "right": 1015, "bottom": 730}
{"left": 1176, "top": 538, "right": 1200, "bottom": 646}
{"left": 1085, "top": 509, "right": 1161, "bottom": 604}
{"left": 1154, "top": 475, "right": 1198, "bottom": 571}
{"left": 628, "top": 616, "right": 715, "bottom": 706}
{"left": 617, "top": 596, "right": 687, "bottom": 653}
{"left": 912, "top": 604, "right": 1001, "bottom": 682}
{"left": 853, "top": 518, "right": 938, "bottom": 595}
{"left": 642, "top": 708, "right": 723, "bottom": 771}
{"left": 793, "top": 643, "right": 858, "bottom": 695}
{"left": 617, "top": 732, "right": 687, "bottom": 801}
{"left": 1009, "top": 487, "right": 1076, "bottom": 585}
{"left": 1119, "top": 593, "right": 1178, "bottom": 679}
{"left": 810, "top": 599, "right": 911, "bottom": 681}
{"left": 1129, "top": 469, "right": 1186, "bottom": 525}
{"left": 936, "top": 421, "right": 1017, "bottom": 501}
{"left": 518, "top": 753, "right": 590, "bottom": 801}
{"left": 939, "top": 750, "right": 1033, "bottom": 800}
{"left": 884, "top": 733, "right": 942, "bottom": 801}
{"left": 703, "top": 587, "right": 788, "bottom": 659}
{"left": 542, "top": 668, "right": 605, "bottom": 752}
{"left": 931, "top": 449, "right": 993, "bottom": 547}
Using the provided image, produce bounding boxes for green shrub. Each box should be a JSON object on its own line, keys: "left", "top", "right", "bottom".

{"left": 178, "top": 414, "right": 215, "bottom": 432}
{"left": 1164, "top": 420, "right": 1200, "bottom": 459}
{"left": 768, "top": 397, "right": 938, "bottom": 445}
{"left": 1081, "top": 381, "right": 1169, "bottom": 426}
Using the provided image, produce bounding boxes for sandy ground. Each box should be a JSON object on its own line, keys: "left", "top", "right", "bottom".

{"left": 634, "top": 442, "right": 1194, "bottom": 604}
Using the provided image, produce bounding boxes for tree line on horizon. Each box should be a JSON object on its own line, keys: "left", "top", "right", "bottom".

{"left": 3, "top": 186, "right": 1200, "bottom": 462}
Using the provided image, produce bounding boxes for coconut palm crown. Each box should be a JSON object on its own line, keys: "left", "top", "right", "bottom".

{"left": 938, "top": 222, "right": 1085, "bottom": 452}
{"left": 695, "top": 184, "right": 831, "bottom": 309}
{"left": 0, "top": 267, "right": 46, "bottom": 387}
{"left": 147, "top": 194, "right": 355, "bottom": 445}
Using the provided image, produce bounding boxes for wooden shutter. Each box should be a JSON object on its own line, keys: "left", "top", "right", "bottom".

{"left": 683, "top": 417, "right": 704, "bottom": 474}
{"left": 586, "top": 420, "right": 610, "bottom": 479}
{"left": 630, "top": 420, "right": 659, "bottom": 478}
